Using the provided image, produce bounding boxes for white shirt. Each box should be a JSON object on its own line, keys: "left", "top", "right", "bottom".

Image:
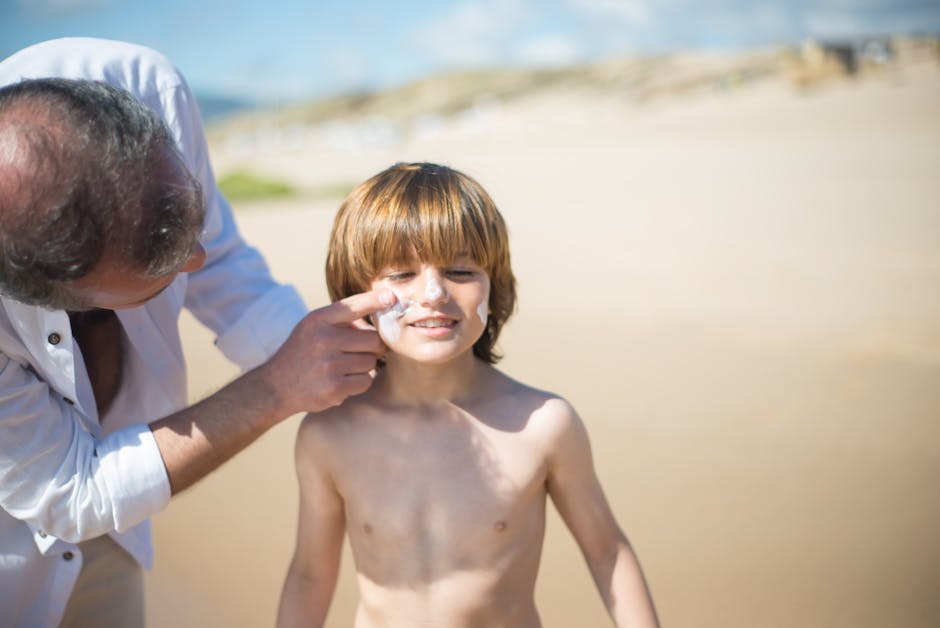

{"left": 0, "top": 38, "right": 308, "bottom": 627}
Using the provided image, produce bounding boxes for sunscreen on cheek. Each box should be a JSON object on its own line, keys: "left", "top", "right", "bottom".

{"left": 477, "top": 299, "right": 488, "bottom": 326}
{"left": 377, "top": 297, "right": 412, "bottom": 343}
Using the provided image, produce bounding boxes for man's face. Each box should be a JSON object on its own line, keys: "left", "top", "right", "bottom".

{"left": 66, "top": 242, "right": 206, "bottom": 310}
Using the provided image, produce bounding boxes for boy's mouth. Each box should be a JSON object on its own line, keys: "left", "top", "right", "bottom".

{"left": 410, "top": 317, "right": 457, "bottom": 329}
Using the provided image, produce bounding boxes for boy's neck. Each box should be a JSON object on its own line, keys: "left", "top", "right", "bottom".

{"left": 377, "top": 350, "right": 488, "bottom": 406}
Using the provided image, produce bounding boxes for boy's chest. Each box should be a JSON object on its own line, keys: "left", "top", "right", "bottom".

{"left": 333, "top": 420, "right": 548, "bottom": 561}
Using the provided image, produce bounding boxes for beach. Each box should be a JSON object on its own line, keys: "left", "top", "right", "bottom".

{"left": 145, "top": 56, "right": 940, "bottom": 627}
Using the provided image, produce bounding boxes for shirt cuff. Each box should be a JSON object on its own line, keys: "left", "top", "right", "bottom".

{"left": 214, "top": 284, "right": 308, "bottom": 370}
{"left": 97, "top": 423, "right": 171, "bottom": 533}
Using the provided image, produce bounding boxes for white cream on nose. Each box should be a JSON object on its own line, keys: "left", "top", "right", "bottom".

{"left": 424, "top": 268, "right": 443, "bottom": 302}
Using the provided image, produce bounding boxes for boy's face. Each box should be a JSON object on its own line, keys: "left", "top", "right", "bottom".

{"left": 370, "top": 255, "right": 490, "bottom": 365}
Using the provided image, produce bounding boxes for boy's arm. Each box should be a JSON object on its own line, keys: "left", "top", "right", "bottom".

{"left": 544, "top": 399, "right": 660, "bottom": 628}
{"left": 277, "top": 415, "right": 346, "bottom": 628}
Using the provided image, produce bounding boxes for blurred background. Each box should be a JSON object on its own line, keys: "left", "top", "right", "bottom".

{"left": 4, "top": 2, "right": 940, "bottom": 627}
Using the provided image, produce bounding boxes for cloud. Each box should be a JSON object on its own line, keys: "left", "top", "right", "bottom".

{"left": 805, "top": 12, "right": 877, "bottom": 38}
{"left": 409, "top": 0, "right": 940, "bottom": 69}
{"left": 688, "top": 2, "right": 796, "bottom": 47}
{"left": 566, "top": 0, "right": 652, "bottom": 26}
{"left": 808, "top": 0, "right": 918, "bottom": 9}
{"left": 409, "top": 0, "right": 530, "bottom": 67}
{"left": 805, "top": 2, "right": 940, "bottom": 38}
{"left": 320, "top": 45, "right": 371, "bottom": 92}
{"left": 565, "top": 0, "right": 940, "bottom": 48}
{"left": 515, "top": 34, "right": 582, "bottom": 67}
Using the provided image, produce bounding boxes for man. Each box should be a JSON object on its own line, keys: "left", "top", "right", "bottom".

{"left": 0, "top": 38, "right": 392, "bottom": 627}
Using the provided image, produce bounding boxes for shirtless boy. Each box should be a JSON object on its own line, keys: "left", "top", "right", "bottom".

{"left": 277, "top": 163, "right": 659, "bottom": 628}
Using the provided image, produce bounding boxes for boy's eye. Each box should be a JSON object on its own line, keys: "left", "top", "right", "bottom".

{"left": 384, "top": 271, "right": 416, "bottom": 282}
{"left": 445, "top": 268, "right": 479, "bottom": 281}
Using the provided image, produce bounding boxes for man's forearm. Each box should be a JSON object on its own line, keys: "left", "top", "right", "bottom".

{"left": 149, "top": 361, "right": 288, "bottom": 495}
{"left": 150, "top": 288, "right": 393, "bottom": 495}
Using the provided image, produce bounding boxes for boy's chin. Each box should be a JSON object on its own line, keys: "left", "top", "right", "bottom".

{"left": 387, "top": 345, "right": 476, "bottom": 366}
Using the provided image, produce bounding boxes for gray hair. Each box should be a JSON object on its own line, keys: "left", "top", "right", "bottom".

{"left": 0, "top": 78, "right": 205, "bottom": 310}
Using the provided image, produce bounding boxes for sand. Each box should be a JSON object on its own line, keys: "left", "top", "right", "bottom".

{"left": 144, "top": 60, "right": 940, "bottom": 627}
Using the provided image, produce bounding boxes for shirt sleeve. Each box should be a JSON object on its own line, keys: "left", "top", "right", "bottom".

{"left": 157, "top": 71, "right": 308, "bottom": 370}
{"left": 0, "top": 353, "right": 171, "bottom": 543}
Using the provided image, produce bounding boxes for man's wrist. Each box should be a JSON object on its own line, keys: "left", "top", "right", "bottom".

{"left": 244, "top": 359, "right": 295, "bottom": 426}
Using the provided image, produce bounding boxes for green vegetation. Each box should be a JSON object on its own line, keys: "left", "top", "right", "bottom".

{"left": 217, "top": 171, "right": 295, "bottom": 201}
{"left": 217, "top": 171, "right": 356, "bottom": 205}
{"left": 309, "top": 181, "right": 357, "bottom": 201}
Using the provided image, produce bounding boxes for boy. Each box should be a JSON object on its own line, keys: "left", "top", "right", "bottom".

{"left": 278, "top": 163, "right": 659, "bottom": 627}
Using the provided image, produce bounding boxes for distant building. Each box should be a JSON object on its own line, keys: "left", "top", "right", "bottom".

{"left": 797, "top": 36, "right": 897, "bottom": 83}
{"left": 860, "top": 38, "right": 894, "bottom": 65}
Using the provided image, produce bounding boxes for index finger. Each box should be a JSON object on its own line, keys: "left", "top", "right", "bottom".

{"left": 316, "top": 288, "right": 396, "bottom": 326}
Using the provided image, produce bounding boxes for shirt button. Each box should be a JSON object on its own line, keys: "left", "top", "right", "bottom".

{"left": 62, "top": 551, "right": 74, "bottom": 561}
{"left": 48, "top": 333, "right": 62, "bottom": 345}
{"left": 38, "top": 530, "right": 48, "bottom": 538}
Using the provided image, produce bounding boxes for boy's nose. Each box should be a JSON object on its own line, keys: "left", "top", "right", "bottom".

{"left": 418, "top": 267, "right": 447, "bottom": 306}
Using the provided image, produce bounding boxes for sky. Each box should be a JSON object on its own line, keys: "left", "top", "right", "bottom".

{"left": 2, "top": 0, "right": 938, "bottom": 103}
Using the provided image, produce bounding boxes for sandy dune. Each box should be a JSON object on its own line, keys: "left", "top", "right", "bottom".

{"left": 145, "top": 60, "right": 940, "bottom": 627}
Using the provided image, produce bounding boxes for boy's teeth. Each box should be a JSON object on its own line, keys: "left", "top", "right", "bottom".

{"left": 414, "top": 319, "right": 450, "bottom": 328}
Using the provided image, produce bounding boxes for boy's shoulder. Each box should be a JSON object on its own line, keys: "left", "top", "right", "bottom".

{"left": 296, "top": 367, "right": 583, "bottom": 443}
{"left": 480, "top": 368, "right": 583, "bottom": 435}
{"left": 294, "top": 394, "right": 385, "bottom": 473}
{"left": 487, "top": 368, "right": 566, "bottom": 407}
{"left": 488, "top": 372, "right": 597, "bottom": 469}
{"left": 299, "top": 392, "right": 373, "bottom": 431}
{"left": 296, "top": 392, "right": 376, "bottom": 450}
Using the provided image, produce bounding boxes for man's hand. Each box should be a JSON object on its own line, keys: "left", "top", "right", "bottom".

{"left": 151, "top": 288, "right": 395, "bottom": 495}
{"left": 259, "top": 288, "right": 395, "bottom": 416}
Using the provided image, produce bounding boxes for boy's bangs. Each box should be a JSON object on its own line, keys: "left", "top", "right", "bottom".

{"left": 365, "top": 196, "right": 492, "bottom": 274}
